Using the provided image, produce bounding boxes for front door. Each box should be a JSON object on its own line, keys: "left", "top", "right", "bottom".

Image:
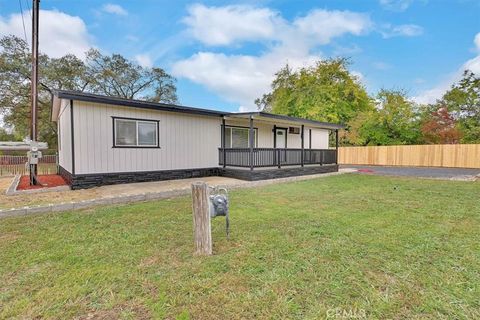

{"left": 275, "top": 128, "right": 287, "bottom": 163}
{"left": 275, "top": 128, "right": 286, "bottom": 148}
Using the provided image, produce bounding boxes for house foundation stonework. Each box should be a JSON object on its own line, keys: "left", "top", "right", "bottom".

{"left": 220, "top": 165, "right": 339, "bottom": 181}
{"left": 69, "top": 168, "right": 221, "bottom": 190}
{"left": 65, "top": 165, "right": 339, "bottom": 190}
{"left": 51, "top": 90, "right": 344, "bottom": 189}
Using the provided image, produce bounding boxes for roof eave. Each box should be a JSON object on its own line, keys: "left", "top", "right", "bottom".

{"left": 225, "top": 111, "right": 345, "bottom": 130}
{"left": 52, "top": 90, "right": 228, "bottom": 118}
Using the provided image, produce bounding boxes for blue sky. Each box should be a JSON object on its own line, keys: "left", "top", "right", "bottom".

{"left": 1, "top": 0, "right": 479, "bottom": 112}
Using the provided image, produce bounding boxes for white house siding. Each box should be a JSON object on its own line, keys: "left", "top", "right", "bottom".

{"left": 57, "top": 99, "right": 72, "bottom": 172}
{"left": 225, "top": 120, "right": 330, "bottom": 149}
{"left": 309, "top": 128, "right": 330, "bottom": 149}
{"left": 71, "top": 101, "right": 222, "bottom": 175}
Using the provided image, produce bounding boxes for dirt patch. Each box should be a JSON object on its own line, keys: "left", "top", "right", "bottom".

{"left": 0, "top": 176, "right": 100, "bottom": 210}
{"left": 17, "top": 175, "right": 68, "bottom": 190}
{"left": 0, "top": 231, "right": 20, "bottom": 242}
{"left": 79, "top": 303, "right": 151, "bottom": 320}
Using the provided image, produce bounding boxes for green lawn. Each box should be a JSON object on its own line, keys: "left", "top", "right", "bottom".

{"left": 0, "top": 174, "right": 479, "bottom": 319}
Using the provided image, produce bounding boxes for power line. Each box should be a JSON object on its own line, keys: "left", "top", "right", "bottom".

{"left": 18, "top": 0, "right": 28, "bottom": 44}
{"left": 25, "top": 0, "right": 32, "bottom": 19}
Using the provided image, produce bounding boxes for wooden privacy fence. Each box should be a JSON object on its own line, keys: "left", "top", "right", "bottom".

{"left": 338, "top": 144, "right": 480, "bottom": 169}
{"left": 0, "top": 154, "right": 58, "bottom": 176}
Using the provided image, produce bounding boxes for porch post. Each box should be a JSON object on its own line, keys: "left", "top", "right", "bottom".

{"left": 273, "top": 124, "right": 277, "bottom": 167}
{"left": 335, "top": 129, "right": 339, "bottom": 165}
{"left": 249, "top": 115, "right": 254, "bottom": 171}
{"left": 222, "top": 117, "right": 226, "bottom": 168}
{"left": 301, "top": 125, "right": 304, "bottom": 167}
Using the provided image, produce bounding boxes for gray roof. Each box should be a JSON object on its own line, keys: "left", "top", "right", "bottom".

{"left": 52, "top": 90, "right": 345, "bottom": 129}
{"left": 53, "top": 90, "right": 227, "bottom": 117}
{"left": 229, "top": 112, "right": 345, "bottom": 130}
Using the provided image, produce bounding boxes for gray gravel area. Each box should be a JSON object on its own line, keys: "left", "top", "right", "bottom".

{"left": 342, "top": 165, "right": 480, "bottom": 180}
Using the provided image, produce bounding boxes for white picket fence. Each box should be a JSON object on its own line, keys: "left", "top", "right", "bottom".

{"left": 0, "top": 154, "right": 58, "bottom": 176}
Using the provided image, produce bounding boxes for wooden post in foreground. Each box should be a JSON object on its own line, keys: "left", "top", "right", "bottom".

{"left": 192, "top": 182, "right": 212, "bottom": 256}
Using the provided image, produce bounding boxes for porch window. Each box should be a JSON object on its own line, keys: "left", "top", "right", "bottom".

{"left": 224, "top": 126, "right": 257, "bottom": 148}
{"left": 114, "top": 117, "right": 159, "bottom": 148}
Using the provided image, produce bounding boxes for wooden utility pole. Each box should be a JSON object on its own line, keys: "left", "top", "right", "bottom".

{"left": 29, "top": 0, "right": 40, "bottom": 184}
{"left": 191, "top": 182, "right": 212, "bottom": 256}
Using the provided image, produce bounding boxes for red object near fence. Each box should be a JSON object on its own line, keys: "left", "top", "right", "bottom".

{"left": 17, "top": 174, "right": 67, "bottom": 190}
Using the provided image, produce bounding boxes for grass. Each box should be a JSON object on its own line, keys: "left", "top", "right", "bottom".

{"left": 0, "top": 174, "right": 479, "bottom": 319}
{"left": 0, "top": 176, "right": 100, "bottom": 209}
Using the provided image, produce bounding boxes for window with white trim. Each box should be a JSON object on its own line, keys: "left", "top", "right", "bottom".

{"left": 114, "top": 118, "right": 158, "bottom": 147}
{"left": 224, "top": 126, "right": 257, "bottom": 148}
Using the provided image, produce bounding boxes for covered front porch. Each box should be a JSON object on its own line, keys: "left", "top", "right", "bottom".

{"left": 217, "top": 112, "right": 342, "bottom": 180}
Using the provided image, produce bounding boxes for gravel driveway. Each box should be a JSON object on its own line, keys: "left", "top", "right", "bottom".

{"left": 342, "top": 165, "right": 480, "bottom": 181}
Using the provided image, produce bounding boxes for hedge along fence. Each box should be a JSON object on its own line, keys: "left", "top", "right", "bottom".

{"left": 0, "top": 154, "right": 58, "bottom": 176}
{"left": 338, "top": 144, "right": 480, "bottom": 169}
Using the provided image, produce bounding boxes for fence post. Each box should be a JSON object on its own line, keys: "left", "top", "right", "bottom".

{"left": 192, "top": 182, "right": 212, "bottom": 256}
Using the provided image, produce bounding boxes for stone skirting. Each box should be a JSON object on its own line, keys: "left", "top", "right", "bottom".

{"left": 70, "top": 167, "right": 221, "bottom": 190}
{"left": 58, "top": 165, "right": 338, "bottom": 190}
{"left": 220, "top": 165, "right": 339, "bottom": 181}
{"left": 58, "top": 165, "right": 73, "bottom": 185}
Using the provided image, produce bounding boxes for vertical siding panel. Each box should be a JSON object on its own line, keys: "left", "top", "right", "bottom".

{"left": 74, "top": 103, "right": 83, "bottom": 173}
{"left": 103, "top": 104, "right": 109, "bottom": 173}
{"left": 89, "top": 104, "right": 96, "bottom": 173}
{"left": 58, "top": 99, "right": 72, "bottom": 172}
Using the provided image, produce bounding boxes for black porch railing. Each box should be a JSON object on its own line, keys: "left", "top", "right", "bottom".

{"left": 219, "top": 148, "right": 337, "bottom": 168}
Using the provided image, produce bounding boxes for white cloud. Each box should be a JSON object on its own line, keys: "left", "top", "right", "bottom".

{"left": 294, "top": 10, "right": 372, "bottom": 44}
{"left": 134, "top": 54, "right": 152, "bottom": 68}
{"left": 0, "top": 9, "right": 92, "bottom": 58}
{"left": 413, "top": 32, "right": 480, "bottom": 104}
{"left": 381, "top": 24, "right": 423, "bottom": 38}
{"left": 102, "top": 4, "right": 128, "bottom": 16}
{"left": 173, "top": 49, "right": 319, "bottom": 110}
{"left": 351, "top": 71, "right": 365, "bottom": 82}
{"left": 413, "top": 85, "right": 448, "bottom": 104}
{"left": 183, "top": 4, "right": 279, "bottom": 46}
{"left": 379, "top": 0, "right": 414, "bottom": 12}
{"left": 173, "top": 5, "right": 372, "bottom": 109}
{"left": 463, "top": 54, "right": 480, "bottom": 74}
{"left": 474, "top": 32, "right": 480, "bottom": 52}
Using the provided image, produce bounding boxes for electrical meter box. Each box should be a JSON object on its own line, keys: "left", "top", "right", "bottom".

{"left": 27, "top": 144, "right": 43, "bottom": 165}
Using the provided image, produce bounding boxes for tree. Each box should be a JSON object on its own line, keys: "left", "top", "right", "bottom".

{"left": 439, "top": 71, "right": 480, "bottom": 143}
{"left": 345, "top": 89, "right": 421, "bottom": 145}
{"left": 0, "top": 36, "right": 78, "bottom": 148}
{"left": 0, "top": 127, "right": 18, "bottom": 141}
{"left": 421, "top": 106, "right": 461, "bottom": 144}
{"left": 0, "top": 35, "right": 178, "bottom": 148}
{"left": 85, "top": 49, "right": 177, "bottom": 103}
{"left": 256, "top": 58, "right": 373, "bottom": 126}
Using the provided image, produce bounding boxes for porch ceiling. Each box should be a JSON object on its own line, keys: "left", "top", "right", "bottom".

{"left": 225, "top": 112, "right": 344, "bottom": 130}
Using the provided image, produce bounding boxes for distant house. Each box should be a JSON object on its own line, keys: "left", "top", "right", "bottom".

{"left": 51, "top": 90, "right": 344, "bottom": 189}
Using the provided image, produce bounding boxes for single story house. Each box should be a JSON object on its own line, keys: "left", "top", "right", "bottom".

{"left": 51, "top": 90, "right": 344, "bottom": 189}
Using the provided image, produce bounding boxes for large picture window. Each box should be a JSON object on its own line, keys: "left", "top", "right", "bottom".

{"left": 224, "top": 126, "right": 257, "bottom": 148}
{"left": 113, "top": 117, "right": 159, "bottom": 148}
